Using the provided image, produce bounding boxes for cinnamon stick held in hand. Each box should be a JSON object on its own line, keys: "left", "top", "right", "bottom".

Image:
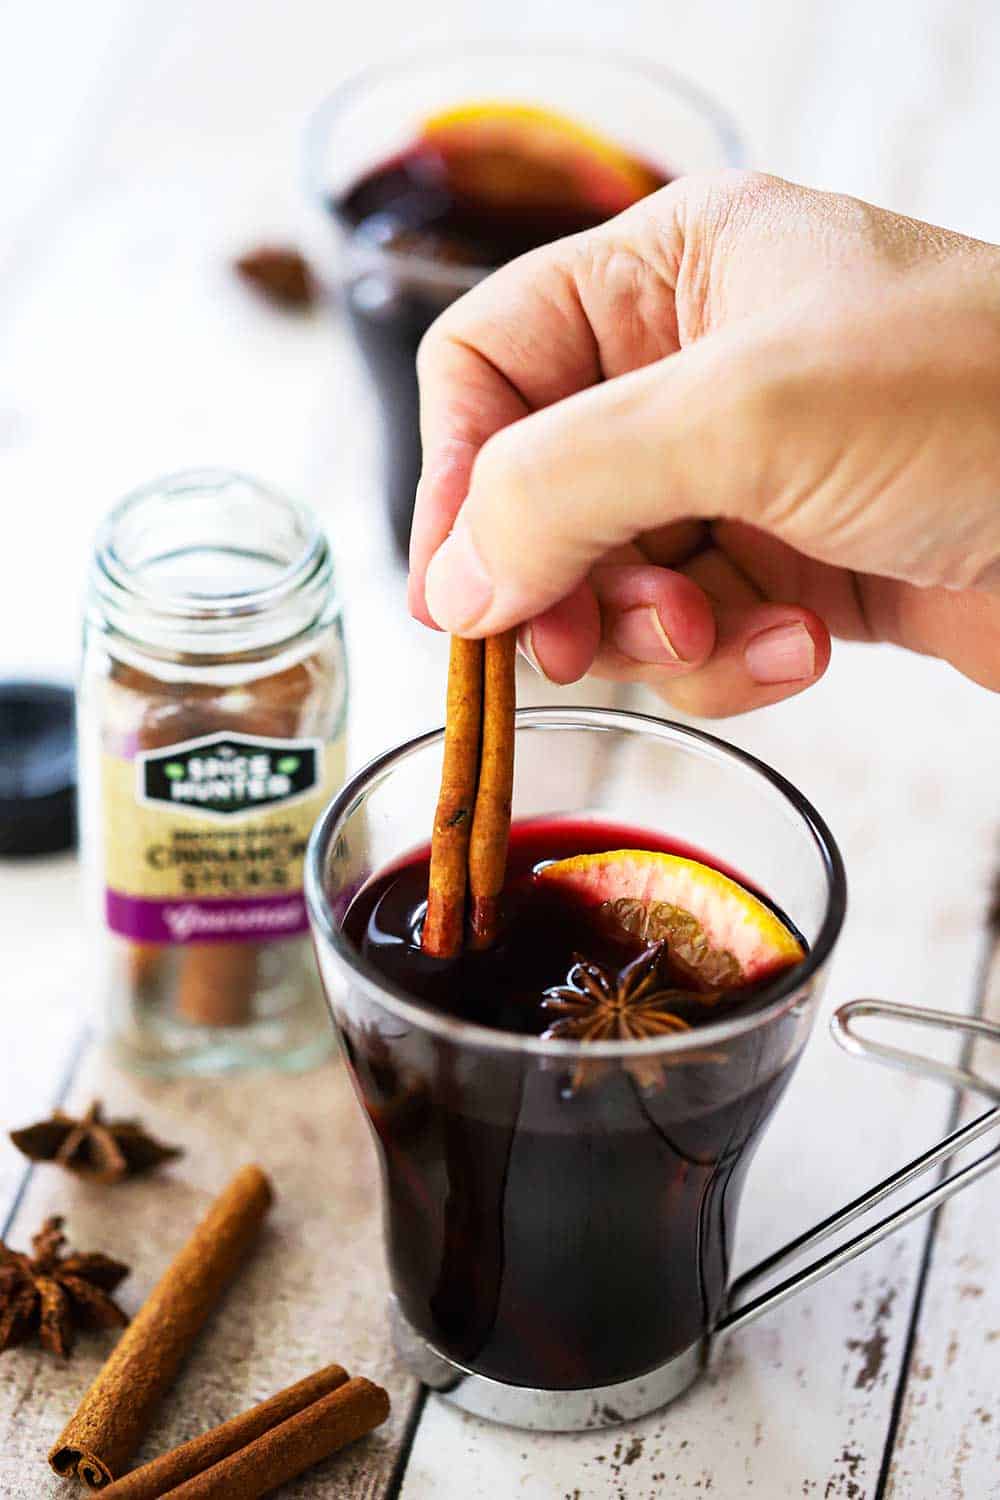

{"left": 468, "top": 632, "right": 517, "bottom": 949}
{"left": 422, "top": 631, "right": 516, "bottom": 958}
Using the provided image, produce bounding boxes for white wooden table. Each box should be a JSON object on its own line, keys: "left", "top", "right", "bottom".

{"left": 1, "top": 3, "right": 998, "bottom": 1496}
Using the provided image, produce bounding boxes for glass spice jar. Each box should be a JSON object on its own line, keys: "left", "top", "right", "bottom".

{"left": 79, "top": 468, "right": 348, "bottom": 1075}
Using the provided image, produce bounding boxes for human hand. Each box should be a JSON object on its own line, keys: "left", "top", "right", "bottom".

{"left": 408, "top": 171, "right": 1000, "bottom": 714}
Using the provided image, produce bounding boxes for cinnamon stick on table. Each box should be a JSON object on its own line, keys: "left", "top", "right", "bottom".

{"left": 50, "top": 1164, "right": 273, "bottom": 1489}
{"left": 422, "top": 630, "right": 516, "bottom": 958}
{"left": 96, "top": 1364, "right": 351, "bottom": 1500}
{"left": 119, "top": 1378, "right": 389, "bottom": 1500}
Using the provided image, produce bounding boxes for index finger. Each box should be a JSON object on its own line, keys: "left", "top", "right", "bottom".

{"left": 407, "top": 338, "right": 530, "bottom": 626}
{"left": 407, "top": 193, "right": 685, "bottom": 622}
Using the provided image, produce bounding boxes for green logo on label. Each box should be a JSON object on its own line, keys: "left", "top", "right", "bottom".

{"left": 139, "top": 735, "right": 319, "bottom": 817}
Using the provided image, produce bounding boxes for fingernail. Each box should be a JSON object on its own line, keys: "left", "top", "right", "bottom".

{"left": 745, "top": 622, "right": 815, "bottom": 683}
{"left": 610, "top": 605, "right": 684, "bottom": 665}
{"left": 424, "top": 521, "right": 494, "bottom": 632}
{"left": 518, "top": 624, "right": 550, "bottom": 680}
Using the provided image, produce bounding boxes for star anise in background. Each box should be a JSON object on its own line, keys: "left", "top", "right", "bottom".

{"left": 233, "top": 245, "right": 318, "bottom": 309}
{"left": 541, "top": 943, "right": 701, "bottom": 1091}
{"left": 0, "top": 1217, "right": 129, "bottom": 1357}
{"left": 10, "top": 1101, "right": 183, "bottom": 1184}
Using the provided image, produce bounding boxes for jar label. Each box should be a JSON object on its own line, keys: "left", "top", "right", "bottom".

{"left": 101, "top": 731, "right": 346, "bottom": 945}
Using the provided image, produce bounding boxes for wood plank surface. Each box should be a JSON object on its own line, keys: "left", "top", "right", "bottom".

{"left": 0, "top": 1045, "right": 420, "bottom": 1499}
{"left": 0, "top": 857, "right": 89, "bottom": 1226}
{"left": 883, "top": 943, "right": 1000, "bottom": 1500}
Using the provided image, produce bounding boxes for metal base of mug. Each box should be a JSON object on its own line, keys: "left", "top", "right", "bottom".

{"left": 389, "top": 1295, "right": 707, "bottom": 1431}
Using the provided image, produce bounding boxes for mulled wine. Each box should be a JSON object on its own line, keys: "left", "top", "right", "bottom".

{"left": 330, "top": 108, "right": 670, "bottom": 552}
{"left": 341, "top": 818, "right": 805, "bottom": 1389}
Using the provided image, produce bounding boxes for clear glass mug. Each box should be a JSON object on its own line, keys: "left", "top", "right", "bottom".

{"left": 305, "top": 46, "right": 743, "bottom": 553}
{"left": 306, "top": 710, "right": 1000, "bottom": 1430}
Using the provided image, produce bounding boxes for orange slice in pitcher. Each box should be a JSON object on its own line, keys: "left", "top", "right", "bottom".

{"left": 419, "top": 102, "right": 664, "bottom": 216}
{"left": 538, "top": 850, "right": 804, "bottom": 989}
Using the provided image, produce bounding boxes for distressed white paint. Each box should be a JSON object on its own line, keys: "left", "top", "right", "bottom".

{"left": 1, "top": 1, "right": 998, "bottom": 1496}
{"left": 883, "top": 951, "right": 1000, "bottom": 1500}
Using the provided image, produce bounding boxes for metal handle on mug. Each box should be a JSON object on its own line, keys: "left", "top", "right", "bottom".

{"left": 717, "top": 1000, "right": 1000, "bottom": 1336}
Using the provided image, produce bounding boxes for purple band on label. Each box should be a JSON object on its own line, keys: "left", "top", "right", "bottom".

{"left": 105, "top": 889, "right": 308, "bottom": 944}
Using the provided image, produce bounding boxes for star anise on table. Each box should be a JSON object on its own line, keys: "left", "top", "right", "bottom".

{"left": 9, "top": 1100, "right": 183, "bottom": 1184}
{"left": 0, "top": 1217, "right": 129, "bottom": 1357}
{"left": 541, "top": 943, "right": 703, "bottom": 1091}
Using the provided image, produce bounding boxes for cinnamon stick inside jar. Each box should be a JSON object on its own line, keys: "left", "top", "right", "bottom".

{"left": 175, "top": 943, "right": 261, "bottom": 1027}
{"left": 80, "top": 469, "right": 348, "bottom": 1073}
{"left": 121, "top": 676, "right": 258, "bottom": 1027}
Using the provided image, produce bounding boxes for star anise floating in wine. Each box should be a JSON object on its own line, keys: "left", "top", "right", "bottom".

{"left": 9, "top": 1101, "right": 183, "bottom": 1184}
{"left": 540, "top": 943, "right": 725, "bottom": 1092}
{"left": 541, "top": 943, "right": 692, "bottom": 1043}
{"left": 0, "top": 1217, "right": 129, "bottom": 1357}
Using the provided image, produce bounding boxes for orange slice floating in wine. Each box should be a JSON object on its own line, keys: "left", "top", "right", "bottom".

{"left": 537, "top": 850, "right": 804, "bottom": 989}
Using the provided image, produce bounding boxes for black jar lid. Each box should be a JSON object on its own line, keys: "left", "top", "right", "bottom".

{"left": 0, "top": 681, "right": 77, "bottom": 856}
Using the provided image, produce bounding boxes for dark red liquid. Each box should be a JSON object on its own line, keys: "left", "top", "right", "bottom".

{"left": 331, "top": 144, "right": 671, "bottom": 552}
{"left": 340, "top": 819, "right": 805, "bottom": 1389}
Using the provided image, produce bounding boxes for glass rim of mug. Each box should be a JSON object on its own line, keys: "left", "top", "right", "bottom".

{"left": 305, "top": 707, "right": 847, "bottom": 1060}
{"left": 303, "top": 42, "right": 747, "bottom": 287}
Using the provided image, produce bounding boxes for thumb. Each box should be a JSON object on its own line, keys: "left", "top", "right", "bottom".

{"left": 424, "top": 321, "right": 766, "bottom": 635}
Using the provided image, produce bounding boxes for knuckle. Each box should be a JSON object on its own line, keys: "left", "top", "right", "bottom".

{"left": 682, "top": 169, "right": 788, "bottom": 228}
{"left": 569, "top": 237, "right": 676, "bottom": 365}
{"left": 644, "top": 169, "right": 780, "bottom": 227}
{"left": 658, "top": 171, "right": 794, "bottom": 342}
{"left": 570, "top": 235, "right": 644, "bottom": 293}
